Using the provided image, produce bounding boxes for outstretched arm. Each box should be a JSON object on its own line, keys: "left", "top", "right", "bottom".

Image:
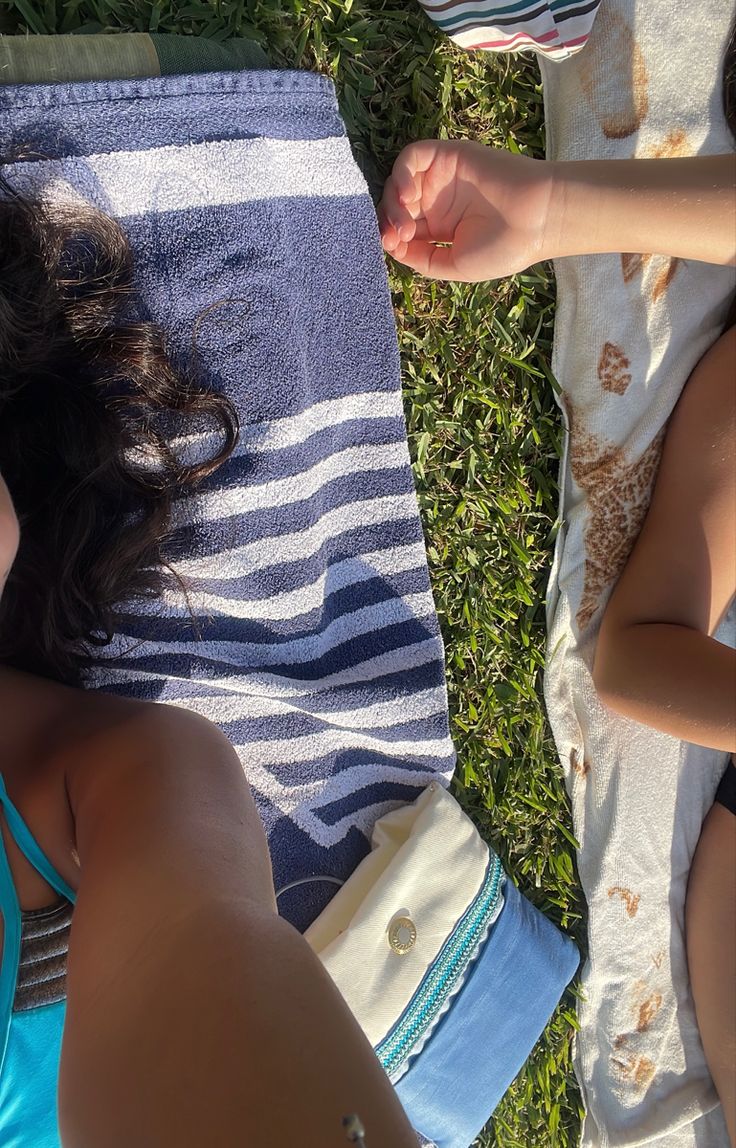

{"left": 379, "top": 141, "right": 736, "bottom": 281}
{"left": 545, "top": 153, "right": 736, "bottom": 267}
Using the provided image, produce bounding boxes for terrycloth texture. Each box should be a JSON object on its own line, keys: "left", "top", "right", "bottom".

{"left": 0, "top": 33, "right": 267, "bottom": 85}
{"left": 540, "top": 2, "right": 736, "bottom": 1145}
{"left": 418, "top": 0, "right": 602, "bottom": 60}
{"left": 0, "top": 70, "right": 455, "bottom": 932}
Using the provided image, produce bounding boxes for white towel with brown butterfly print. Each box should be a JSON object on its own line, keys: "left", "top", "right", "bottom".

{"left": 540, "top": 2, "right": 736, "bottom": 1146}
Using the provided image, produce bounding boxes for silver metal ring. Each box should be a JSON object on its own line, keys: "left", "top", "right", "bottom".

{"left": 274, "top": 874, "right": 345, "bottom": 900}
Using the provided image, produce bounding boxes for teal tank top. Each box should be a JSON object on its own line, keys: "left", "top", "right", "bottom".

{"left": 0, "top": 774, "right": 75, "bottom": 1147}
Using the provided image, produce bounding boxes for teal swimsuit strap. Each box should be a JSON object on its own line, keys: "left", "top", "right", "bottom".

{"left": 0, "top": 776, "right": 76, "bottom": 904}
{"left": 0, "top": 828, "right": 21, "bottom": 1076}
{"left": 0, "top": 773, "right": 76, "bottom": 1076}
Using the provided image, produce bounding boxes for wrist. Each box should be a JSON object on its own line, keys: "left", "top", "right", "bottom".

{"left": 534, "top": 155, "right": 736, "bottom": 266}
{"left": 538, "top": 159, "right": 570, "bottom": 262}
{"left": 537, "top": 159, "right": 644, "bottom": 261}
{"left": 539, "top": 160, "right": 609, "bottom": 261}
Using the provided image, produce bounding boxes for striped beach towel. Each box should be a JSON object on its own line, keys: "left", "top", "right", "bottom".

{"left": 1, "top": 68, "right": 583, "bottom": 1147}
{"left": 0, "top": 69, "right": 456, "bottom": 932}
{"left": 419, "top": 0, "right": 603, "bottom": 60}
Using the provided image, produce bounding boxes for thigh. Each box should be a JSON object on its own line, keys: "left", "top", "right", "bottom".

{"left": 685, "top": 795, "right": 736, "bottom": 1143}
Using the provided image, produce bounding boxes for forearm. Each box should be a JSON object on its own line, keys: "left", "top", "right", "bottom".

{"left": 544, "top": 154, "right": 736, "bottom": 266}
{"left": 594, "top": 622, "right": 736, "bottom": 751}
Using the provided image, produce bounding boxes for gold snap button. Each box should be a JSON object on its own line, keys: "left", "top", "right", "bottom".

{"left": 388, "top": 916, "right": 417, "bottom": 955}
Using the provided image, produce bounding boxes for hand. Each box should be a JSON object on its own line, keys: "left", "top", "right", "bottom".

{"left": 378, "top": 139, "right": 555, "bottom": 282}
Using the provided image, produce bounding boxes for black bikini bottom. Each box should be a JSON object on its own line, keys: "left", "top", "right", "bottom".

{"left": 714, "top": 761, "right": 736, "bottom": 816}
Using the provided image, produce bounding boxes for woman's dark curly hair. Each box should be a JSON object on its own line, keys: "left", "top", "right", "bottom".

{"left": 0, "top": 175, "right": 237, "bottom": 683}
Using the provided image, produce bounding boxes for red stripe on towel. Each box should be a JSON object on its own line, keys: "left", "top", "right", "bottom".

{"left": 468, "top": 28, "right": 559, "bottom": 47}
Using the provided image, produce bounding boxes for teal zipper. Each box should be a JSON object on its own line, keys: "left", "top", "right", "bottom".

{"left": 376, "top": 853, "right": 505, "bottom": 1079}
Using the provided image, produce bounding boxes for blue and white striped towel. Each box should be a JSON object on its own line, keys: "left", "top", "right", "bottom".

{"left": 2, "top": 72, "right": 581, "bottom": 1148}
{"left": 0, "top": 70, "right": 456, "bottom": 930}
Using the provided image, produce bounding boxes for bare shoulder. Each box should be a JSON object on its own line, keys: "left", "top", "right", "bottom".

{"left": 65, "top": 695, "right": 248, "bottom": 824}
{"left": 65, "top": 692, "right": 274, "bottom": 913}
{"left": 67, "top": 688, "right": 233, "bottom": 762}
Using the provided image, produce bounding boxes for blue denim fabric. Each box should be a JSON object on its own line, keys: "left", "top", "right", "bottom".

{"left": 395, "top": 876, "right": 579, "bottom": 1148}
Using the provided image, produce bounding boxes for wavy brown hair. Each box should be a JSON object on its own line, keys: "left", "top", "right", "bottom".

{"left": 0, "top": 175, "right": 237, "bottom": 683}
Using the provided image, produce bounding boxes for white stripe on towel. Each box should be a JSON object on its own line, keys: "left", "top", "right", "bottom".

{"left": 238, "top": 726, "right": 453, "bottom": 769}
{"left": 176, "top": 390, "right": 407, "bottom": 461}
{"left": 134, "top": 543, "right": 430, "bottom": 620}
{"left": 3, "top": 136, "right": 367, "bottom": 217}
{"left": 146, "top": 683, "right": 449, "bottom": 730}
{"left": 107, "top": 590, "right": 438, "bottom": 669}
{"left": 88, "top": 637, "right": 446, "bottom": 700}
{"left": 176, "top": 493, "right": 421, "bottom": 579}
{"left": 188, "top": 441, "right": 411, "bottom": 522}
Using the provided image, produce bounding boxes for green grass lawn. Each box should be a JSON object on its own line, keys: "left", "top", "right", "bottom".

{"left": 1, "top": 3, "right": 585, "bottom": 1142}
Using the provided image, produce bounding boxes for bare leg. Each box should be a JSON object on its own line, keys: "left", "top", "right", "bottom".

{"left": 685, "top": 796, "right": 736, "bottom": 1146}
